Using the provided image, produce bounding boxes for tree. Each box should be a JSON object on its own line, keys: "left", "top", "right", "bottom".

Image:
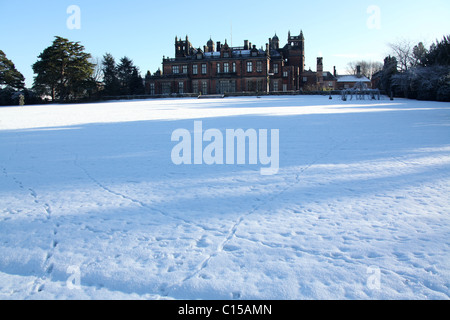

{"left": 130, "top": 68, "right": 144, "bottom": 95}
{"left": 117, "top": 56, "right": 134, "bottom": 95}
{"left": 382, "top": 35, "right": 450, "bottom": 101}
{"left": 412, "top": 42, "right": 428, "bottom": 67}
{"left": 117, "top": 56, "right": 143, "bottom": 95}
{"left": 346, "top": 60, "right": 383, "bottom": 79}
{"left": 0, "top": 50, "right": 25, "bottom": 90}
{"left": 102, "top": 53, "right": 120, "bottom": 96}
{"left": 379, "top": 56, "right": 398, "bottom": 96}
{"left": 32, "top": 36, "right": 94, "bottom": 101}
{"left": 389, "top": 39, "right": 414, "bottom": 72}
{"left": 83, "top": 57, "right": 103, "bottom": 99}
{"left": 424, "top": 35, "right": 450, "bottom": 66}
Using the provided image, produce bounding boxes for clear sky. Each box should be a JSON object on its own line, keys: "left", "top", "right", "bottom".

{"left": 1, "top": 0, "right": 449, "bottom": 87}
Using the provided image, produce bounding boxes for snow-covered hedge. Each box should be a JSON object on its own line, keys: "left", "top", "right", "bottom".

{"left": 391, "top": 66, "right": 450, "bottom": 102}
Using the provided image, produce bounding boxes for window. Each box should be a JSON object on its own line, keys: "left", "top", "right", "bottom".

{"left": 256, "top": 61, "right": 262, "bottom": 73}
{"left": 224, "top": 63, "right": 229, "bottom": 73}
{"left": 149, "top": 83, "right": 155, "bottom": 95}
{"left": 283, "top": 84, "right": 288, "bottom": 92}
{"left": 273, "top": 64, "right": 279, "bottom": 74}
{"left": 202, "top": 64, "right": 207, "bottom": 75}
{"left": 217, "top": 63, "right": 221, "bottom": 74}
{"left": 178, "top": 82, "right": 184, "bottom": 94}
{"left": 182, "top": 65, "right": 188, "bottom": 74}
{"left": 283, "top": 71, "right": 288, "bottom": 77}
{"left": 273, "top": 81, "right": 279, "bottom": 92}
{"left": 257, "top": 80, "right": 263, "bottom": 92}
{"left": 232, "top": 62, "right": 236, "bottom": 73}
{"left": 193, "top": 65, "right": 198, "bottom": 75}
{"left": 162, "top": 83, "right": 171, "bottom": 95}
{"left": 193, "top": 81, "right": 199, "bottom": 94}
{"left": 252, "top": 51, "right": 257, "bottom": 57}
{"left": 223, "top": 52, "right": 229, "bottom": 58}
{"left": 246, "top": 80, "right": 253, "bottom": 91}
{"left": 303, "top": 77, "right": 307, "bottom": 82}
{"left": 247, "top": 62, "right": 253, "bottom": 73}
{"left": 202, "top": 81, "right": 208, "bottom": 94}
{"left": 218, "top": 80, "right": 236, "bottom": 94}
{"left": 172, "top": 66, "right": 179, "bottom": 74}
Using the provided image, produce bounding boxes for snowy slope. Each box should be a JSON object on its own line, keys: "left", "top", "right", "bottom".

{"left": 0, "top": 96, "right": 449, "bottom": 300}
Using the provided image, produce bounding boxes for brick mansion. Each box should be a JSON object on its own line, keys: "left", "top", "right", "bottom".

{"left": 145, "top": 30, "right": 371, "bottom": 95}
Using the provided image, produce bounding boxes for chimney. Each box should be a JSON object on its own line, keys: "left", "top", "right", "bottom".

{"left": 357, "top": 65, "right": 361, "bottom": 78}
{"left": 244, "top": 40, "right": 249, "bottom": 50}
{"left": 333, "top": 66, "right": 337, "bottom": 77}
{"left": 217, "top": 41, "right": 221, "bottom": 51}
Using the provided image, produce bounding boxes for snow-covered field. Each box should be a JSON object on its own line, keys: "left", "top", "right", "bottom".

{"left": 0, "top": 96, "right": 449, "bottom": 300}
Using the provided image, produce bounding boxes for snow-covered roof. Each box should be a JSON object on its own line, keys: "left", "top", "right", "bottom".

{"left": 337, "top": 75, "right": 371, "bottom": 83}
{"left": 232, "top": 50, "right": 251, "bottom": 56}
{"left": 204, "top": 52, "right": 221, "bottom": 58}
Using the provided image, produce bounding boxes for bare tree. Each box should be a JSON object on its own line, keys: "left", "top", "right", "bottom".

{"left": 346, "top": 60, "right": 383, "bottom": 79}
{"left": 389, "top": 39, "right": 414, "bottom": 72}
{"left": 89, "top": 57, "right": 104, "bottom": 84}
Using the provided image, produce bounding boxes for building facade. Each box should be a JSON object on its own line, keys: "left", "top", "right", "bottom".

{"left": 301, "top": 58, "right": 337, "bottom": 91}
{"left": 145, "top": 31, "right": 306, "bottom": 95}
{"left": 335, "top": 66, "right": 372, "bottom": 90}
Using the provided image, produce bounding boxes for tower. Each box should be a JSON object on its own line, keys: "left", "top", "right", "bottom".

{"left": 288, "top": 30, "right": 304, "bottom": 50}
{"left": 286, "top": 30, "right": 305, "bottom": 73}
{"left": 271, "top": 33, "right": 280, "bottom": 50}
{"left": 175, "top": 35, "right": 192, "bottom": 59}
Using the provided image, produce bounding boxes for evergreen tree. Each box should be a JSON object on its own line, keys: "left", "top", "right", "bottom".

{"left": 424, "top": 35, "right": 450, "bottom": 66}
{"left": 117, "top": 56, "right": 143, "bottom": 95}
{"left": 102, "top": 53, "right": 120, "bottom": 96}
{"left": 32, "top": 36, "right": 94, "bottom": 101}
{"left": 380, "top": 56, "right": 398, "bottom": 97}
{"left": 117, "top": 56, "right": 134, "bottom": 95}
{"left": 412, "top": 42, "right": 428, "bottom": 67}
{"left": 130, "top": 68, "right": 144, "bottom": 95}
{"left": 0, "top": 50, "right": 25, "bottom": 90}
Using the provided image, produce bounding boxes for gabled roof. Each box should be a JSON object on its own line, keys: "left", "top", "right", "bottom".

{"left": 323, "top": 72, "right": 337, "bottom": 81}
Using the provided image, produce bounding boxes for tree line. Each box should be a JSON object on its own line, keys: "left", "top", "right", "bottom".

{"left": 1, "top": 35, "right": 449, "bottom": 105}
{"left": 376, "top": 35, "right": 450, "bottom": 101}
{"left": 0, "top": 36, "right": 146, "bottom": 106}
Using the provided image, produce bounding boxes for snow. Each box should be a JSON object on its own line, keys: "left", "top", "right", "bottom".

{"left": 337, "top": 75, "right": 371, "bottom": 83}
{"left": 0, "top": 96, "right": 449, "bottom": 300}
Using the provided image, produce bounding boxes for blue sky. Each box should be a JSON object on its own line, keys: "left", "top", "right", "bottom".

{"left": 1, "top": 0, "right": 449, "bottom": 87}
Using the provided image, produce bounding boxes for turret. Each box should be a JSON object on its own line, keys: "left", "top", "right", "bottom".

{"left": 271, "top": 33, "right": 279, "bottom": 50}
{"left": 206, "top": 38, "right": 215, "bottom": 52}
